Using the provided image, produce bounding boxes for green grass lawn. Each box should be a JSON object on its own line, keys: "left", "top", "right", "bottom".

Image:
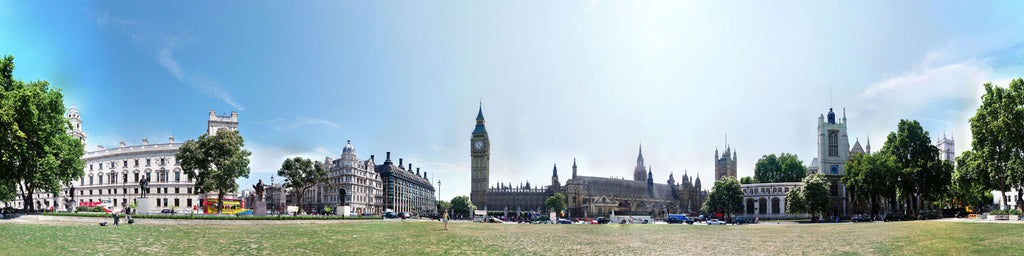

{"left": 1, "top": 220, "right": 1021, "bottom": 255}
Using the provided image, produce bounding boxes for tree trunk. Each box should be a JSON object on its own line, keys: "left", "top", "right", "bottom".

{"left": 218, "top": 192, "right": 225, "bottom": 214}
{"left": 22, "top": 184, "right": 34, "bottom": 213}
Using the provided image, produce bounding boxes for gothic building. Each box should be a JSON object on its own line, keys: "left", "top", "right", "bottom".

{"left": 714, "top": 142, "right": 737, "bottom": 181}
{"left": 468, "top": 104, "right": 706, "bottom": 217}
{"left": 937, "top": 134, "right": 955, "bottom": 165}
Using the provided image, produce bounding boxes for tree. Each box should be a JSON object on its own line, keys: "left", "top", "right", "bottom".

{"left": 952, "top": 151, "right": 997, "bottom": 208}
{"left": 276, "top": 157, "right": 326, "bottom": 214}
{"left": 801, "top": 174, "right": 831, "bottom": 219}
{"left": 177, "top": 130, "right": 252, "bottom": 214}
{"left": 879, "top": 119, "right": 950, "bottom": 215}
{"left": 545, "top": 193, "right": 567, "bottom": 215}
{"left": 436, "top": 200, "right": 452, "bottom": 211}
{"left": 701, "top": 176, "right": 743, "bottom": 220}
{"left": 450, "top": 195, "right": 474, "bottom": 218}
{"left": 754, "top": 153, "right": 805, "bottom": 183}
{"left": 843, "top": 153, "right": 898, "bottom": 215}
{"left": 958, "top": 78, "right": 1024, "bottom": 211}
{"left": 739, "top": 176, "right": 757, "bottom": 184}
{"left": 785, "top": 187, "right": 805, "bottom": 215}
{"left": 0, "top": 54, "right": 86, "bottom": 212}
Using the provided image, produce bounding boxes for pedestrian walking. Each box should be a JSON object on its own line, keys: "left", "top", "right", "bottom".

{"left": 443, "top": 210, "right": 449, "bottom": 231}
{"left": 112, "top": 211, "right": 120, "bottom": 226}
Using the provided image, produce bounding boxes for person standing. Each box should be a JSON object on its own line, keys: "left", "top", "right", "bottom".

{"left": 443, "top": 210, "right": 449, "bottom": 231}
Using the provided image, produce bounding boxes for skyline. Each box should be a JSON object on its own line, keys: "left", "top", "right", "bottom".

{"left": 2, "top": 1, "right": 1024, "bottom": 199}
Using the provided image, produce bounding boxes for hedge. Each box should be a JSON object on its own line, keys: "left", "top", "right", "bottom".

{"left": 44, "top": 212, "right": 383, "bottom": 220}
{"left": 989, "top": 209, "right": 1022, "bottom": 216}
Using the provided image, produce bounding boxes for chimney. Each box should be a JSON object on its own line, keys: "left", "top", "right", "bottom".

{"left": 142, "top": 138, "right": 149, "bottom": 145}
{"left": 370, "top": 155, "right": 375, "bottom": 162}
{"left": 119, "top": 141, "right": 126, "bottom": 147}
{"left": 416, "top": 167, "right": 420, "bottom": 176}
{"left": 399, "top": 158, "right": 403, "bottom": 167}
{"left": 386, "top": 152, "right": 391, "bottom": 161}
{"left": 409, "top": 164, "right": 413, "bottom": 173}
{"left": 169, "top": 135, "right": 174, "bottom": 143}
{"left": 423, "top": 171, "right": 428, "bottom": 179}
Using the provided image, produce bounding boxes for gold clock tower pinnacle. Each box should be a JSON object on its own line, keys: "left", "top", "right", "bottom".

{"left": 470, "top": 103, "right": 490, "bottom": 208}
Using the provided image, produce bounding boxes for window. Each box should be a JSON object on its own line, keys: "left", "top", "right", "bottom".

{"left": 163, "top": 198, "right": 168, "bottom": 206}
{"left": 828, "top": 130, "right": 839, "bottom": 157}
{"left": 175, "top": 172, "right": 180, "bottom": 182}
{"left": 187, "top": 188, "right": 192, "bottom": 194}
{"left": 98, "top": 176, "right": 103, "bottom": 185}
{"left": 90, "top": 164, "right": 93, "bottom": 171}
{"left": 134, "top": 188, "right": 138, "bottom": 194}
{"left": 123, "top": 160, "right": 128, "bottom": 167}
{"left": 146, "top": 173, "right": 151, "bottom": 181}
{"left": 80, "top": 178, "right": 84, "bottom": 186}
{"left": 134, "top": 173, "right": 139, "bottom": 183}
{"left": 187, "top": 199, "right": 192, "bottom": 207}
{"left": 135, "top": 159, "right": 139, "bottom": 166}
{"left": 175, "top": 188, "right": 179, "bottom": 194}
{"left": 161, "top": 158, "right": 166, "bottom": 165}
{"left": 830, "top": 181, "right": 840, "bottom": 197}
{"left": 174, "top": 198, "right": 179, "bottom": 207}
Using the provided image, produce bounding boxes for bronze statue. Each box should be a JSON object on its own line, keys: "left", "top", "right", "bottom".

{"left": 253, "top": 179, "right": 266, "bottom": 201}
{"left": 139, "top": 176, "right": 149, "bottom": 198}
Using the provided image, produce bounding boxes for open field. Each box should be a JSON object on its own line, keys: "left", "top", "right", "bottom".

{"left": 1, "top": 219, "right": 1021, "bottom": 255}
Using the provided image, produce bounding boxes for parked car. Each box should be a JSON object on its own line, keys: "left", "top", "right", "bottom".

{"left": 429, "top": 213, "right": 441, "bottom": 221}
{"left": 852, "top": 215, "right": 873, "bottom": 223}
{"left": 557, "top": 219, "right": 573, "bottom": 224}
{"left": 666, "top": 214, "right": 694, "bottom": 224}
{"left": 487, "top": 217, "right": 505, "bottom": 223}
{"left": 595, "top": 217, "right": 611, "bottom": 224}
{"left": 733, "top": 217, "right": 757, "bottom": 225}
{"left": 160, "top": 209, "right": 175, "bottom": 214}
{"left": 707, "top": 219, "right": 726, "bottom": 225}
{"left": 383, "top": 212, "right": 399, "bottom": 219}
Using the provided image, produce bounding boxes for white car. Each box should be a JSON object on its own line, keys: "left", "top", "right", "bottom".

{"left": 707, "top": 219, "right": 726, "bottom": 225}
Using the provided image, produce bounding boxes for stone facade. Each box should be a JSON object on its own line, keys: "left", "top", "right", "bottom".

{"left": 321, "top": 140, "right": 381, "bottom": 215}
{"left": 740, "top": 182, "right": 808, "bottom": 218}
{"left": 470, "top": 104, "right": 490, "bottom": 208}
{"left": 812, "top": 108, "right": 851, "bottom": 216}
{"left": 714, "top": 142, "right": 737, "bottom": 181}
{"left": 377, "top": 152, "right": 436, "bottom": 215}
{"left": 6, "top": 108, "right": 236, "bottom": 213}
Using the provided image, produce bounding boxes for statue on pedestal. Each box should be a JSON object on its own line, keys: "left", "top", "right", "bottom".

{"left": 139, "top": 176, "right": 150, "bottom": 198}
{"left": 253, "top": 179, "right": 266, "bottom": 201}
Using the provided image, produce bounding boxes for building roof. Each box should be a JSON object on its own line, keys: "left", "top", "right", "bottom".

{"left": 571, "top": 176, "right": 674, "bottom": 200}
{"left": 376, "top": 160, "right": 434, "bottom": 190}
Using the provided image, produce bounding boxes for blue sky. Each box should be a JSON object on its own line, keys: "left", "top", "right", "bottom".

{"left": 1, "top": 1, "right": 1023, "bottom": 199}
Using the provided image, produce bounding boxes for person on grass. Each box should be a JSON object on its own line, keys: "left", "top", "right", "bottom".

{"left": 443, "top": 210, "right": 450, "bottom": 231}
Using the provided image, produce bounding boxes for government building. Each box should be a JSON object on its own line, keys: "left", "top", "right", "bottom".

{"left": 6, "top": 106, "right": 238, "bottom": 213}
{"left": 469, "top": 104, "right": 707, "bottom": 218}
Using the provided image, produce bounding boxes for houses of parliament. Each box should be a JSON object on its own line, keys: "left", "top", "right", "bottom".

{"left": 469, "top": 104, "right": 710, "bottom": 217}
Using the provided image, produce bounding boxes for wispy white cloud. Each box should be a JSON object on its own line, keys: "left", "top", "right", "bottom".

{"left": 585, "top": 0, "right": 600, "bottom": 13}
{"left": 254, "top": 117, "right": 338, "bottom": 131}
{"left": 84, "top": 9, "right": 243, "bottom": 111}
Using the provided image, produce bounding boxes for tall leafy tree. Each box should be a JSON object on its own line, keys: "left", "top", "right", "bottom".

{"left": 739, "top": 176, "right": 757, "bottom": 184}
{"left": 801, "top": 174, "right": 831, "bottom": 219}
{"left": 545, "top": 193, "right": 567, "bottom": 214}
{"left": 177, "top": 130, "right": 252, "bottom": 214}
{"left": 0, "top": 55, "right": 85, "bottom": 211}
{"left": 785, "top": 187, "right": 805, "bottom": 215}
{"left": 276, "top": 157, "right": 326, "bottom": 214}
{"left": 879, "top": 119, "right": 949, "bottom": 215}
{"left": 952, "top": 151, "right": 996, "bottom": 208}
{"left": 701, "top": 176, "right": 744, "bottom": 220}
{"left": 450, "top": 195, "right": 474, "bottom": 217}
{"left": 754, "top": 153, "right": 805, "bottom": 183}
{"left": 843, "top": 153, "right": 898, "bottom": 215}
{"left": 958, "top": 78, "right": 1024, "bottom": 211}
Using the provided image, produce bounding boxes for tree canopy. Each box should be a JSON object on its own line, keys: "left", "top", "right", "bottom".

{"left": 843, "top": 152, "right": 898, "bottom": 214}
{"left": 879, "top": 119, "right": 950, "bottom": 215}
{"left": 177, "top": 130, "right": 252, "bottom": 213}
{"left": 545, "top": 193, "right": 567, "bottom": 215}
{"left": 956, "top": 78, "right": 1024, "bottom": 211}
{"left": 0, "top": 54, "right": 85, "bottom": 211}
{"left": 801, "top": 174, "right": 830, "bottom": 218}
{"left": 276, "top": 157, "right": 326, "bottom": 214}
{"left": 450, "top": 195, "right": 475, "bottom": 217}
{"left": 753, "top": 153, "right": 805, "bottom": 183}
{"left": 701, "top": 176, "right": 743, "bottom": 219}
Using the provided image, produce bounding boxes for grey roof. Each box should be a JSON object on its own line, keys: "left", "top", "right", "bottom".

{"left": 376, "top": 161, "right": 434, "bottom": 190}
{"left": 572, "top": 176, "right": 675, "bottom": 200}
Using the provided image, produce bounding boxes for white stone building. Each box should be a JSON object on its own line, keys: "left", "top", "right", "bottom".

{"left": 316, "top": 140, "right": 381, "bottom": 215}
{"left": 6, "top": 107, "right": 239, "bottom": 214}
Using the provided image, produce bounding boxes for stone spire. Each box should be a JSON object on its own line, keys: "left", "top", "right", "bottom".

{"left": 572, "top": 158, "right": 577, "bottom": 179}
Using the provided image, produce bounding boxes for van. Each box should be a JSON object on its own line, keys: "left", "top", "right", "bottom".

{"left": 666, "top": 214, "right": 693, "bottom": 224}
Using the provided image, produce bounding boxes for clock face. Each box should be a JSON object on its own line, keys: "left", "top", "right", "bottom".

{"left": 474, "top": 140, "right": 484, "bottom": 150}
{"left": 830, "top": 165, "right": 839, "bottom": 174}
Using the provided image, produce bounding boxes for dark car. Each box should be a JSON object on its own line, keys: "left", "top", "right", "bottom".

{"left": 160, "top": 209, "right": 175, "bottom": 214}
{"left": 852, "top": 215, "right": 873, "bottom": 223}
{"left": 733, "top": 216, "right": 756, "bottom": 224}
{"left": 429, "top": 213, "right": 441, "bottom": 221}
{"left": 595, "top": 217, "right": 611, "bottom": 224}
{"left": 666, "top": 214, "right": 694, "bottom": 224}
{"left": 557, "top": 219, "right": 573, "bottom": 224}
{"left": 384, "top": 212, "right": 399, "bottom": 219}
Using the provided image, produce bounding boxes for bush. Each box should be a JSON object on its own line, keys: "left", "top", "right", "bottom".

{"left": 43, "top": 212, "right": 383, "bottom": 220}
{"left": 990, "top": 209, "right": 1022, "bottom": 215}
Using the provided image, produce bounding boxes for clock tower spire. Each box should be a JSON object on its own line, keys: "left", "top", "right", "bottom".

{"left": 471, "top": 102, "right": 490, "bottom": 208}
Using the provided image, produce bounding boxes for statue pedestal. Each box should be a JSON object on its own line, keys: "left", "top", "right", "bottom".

{"left": 135, "top": 197, "right": 154, "bottom": 214}
{"left": 253, "top": 201, "right": 267, "bottom": 216}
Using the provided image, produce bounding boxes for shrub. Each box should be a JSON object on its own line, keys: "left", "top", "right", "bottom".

{"left": 990, "top": 209, "right": 1022, "bottom": 215}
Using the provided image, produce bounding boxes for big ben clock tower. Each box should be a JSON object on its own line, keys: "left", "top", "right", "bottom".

{"left": 470, "top": 103, "right": 490, "bottom": 208}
